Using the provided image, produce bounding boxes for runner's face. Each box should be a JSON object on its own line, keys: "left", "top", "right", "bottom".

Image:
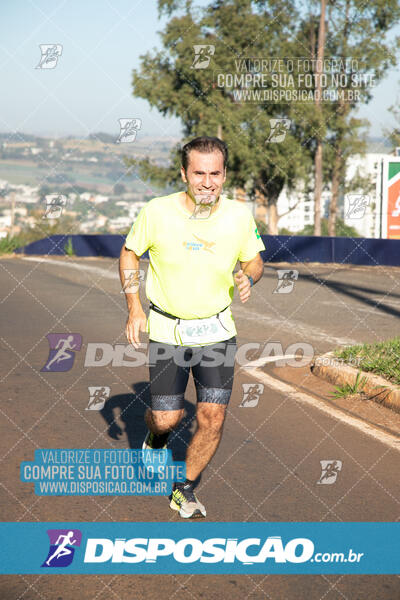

{"left": 181, "top": 150, "right": 226, "bottom": 203}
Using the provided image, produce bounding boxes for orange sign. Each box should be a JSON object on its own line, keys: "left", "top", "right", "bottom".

{"left": 382, "top": 159, "right": 400, "bottom": 239}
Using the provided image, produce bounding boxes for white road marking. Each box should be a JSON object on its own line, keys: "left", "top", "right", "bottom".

{"left": 22, "top": 256, "right": 358, "bottom": 346}
{"left": 18, "top": 257, "right": 400, "bottom": 448}
{"left": 234, "top": 305, "right": 358, "bottom": 346}
{"left": 320, "top": 299, "right": 400, "bottom": 314}
{"left": 243, "top": 357, "right": 400, "bottom": 452}
{"left": 22, "top": 256, "right": 119, "bottom": 279}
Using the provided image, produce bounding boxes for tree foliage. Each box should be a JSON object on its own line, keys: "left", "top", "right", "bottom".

{"left": 127, "top": 0, "right": 400, "bottom": 235}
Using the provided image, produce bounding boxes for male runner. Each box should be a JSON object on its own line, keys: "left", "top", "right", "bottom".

{"left": 119, "top": 136, "right": 265, "bottom": 518}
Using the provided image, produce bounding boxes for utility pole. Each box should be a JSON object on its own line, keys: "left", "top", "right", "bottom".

{"left": 313, "top": 0, "right": 326, "bottom": 236}
{"left": 9, "top": 190, "right": 15, "bottom": 238}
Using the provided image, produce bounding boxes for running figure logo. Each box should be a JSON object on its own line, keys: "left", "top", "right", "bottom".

{"left": 86, "top": 386, "right": 111, "bottom": 410}
{"left": 41, "top": 529, "right": 82, "bottom": 567}
{"left": 317, "top": 460, "right": 343, "bottom": 485}
{"left": 36, "top": 44, "right": 63, "bottom": 69}
{"left": 116, "top": 118, "right": 142, "bottom": 143}
{"left": 273, "top": 269, "right": 299, "bottom": 294}
{"left": 41, "top": 333, "right": 82, "bottom": 372}
{"left": 43, "top": 194, "right": 67, "bottom": 219}
{"left": 121, "top": 269, "right": 145, "bottom": 294}
{"left": 191, "top": 45, "right": 215, "bottom": 69}
{"left": 345, "top": 194, "right": 370, "bottom": 219}
{"left": 239, "top": 383, "right": 264, "bottom": 407}
{"left": 266, "top": 119, "right": 291, "bottom": 143}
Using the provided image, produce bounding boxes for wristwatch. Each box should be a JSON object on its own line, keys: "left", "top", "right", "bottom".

{"left": 246, "top": 274, "right": 254, "bottom": 287}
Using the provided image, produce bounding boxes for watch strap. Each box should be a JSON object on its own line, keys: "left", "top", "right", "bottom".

{"left": 246, "top": 274, "right": 254, "bottom": 287}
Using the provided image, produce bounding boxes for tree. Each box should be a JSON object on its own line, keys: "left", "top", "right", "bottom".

{"left": 127, "top": 0, "right": 314, "bottom": 234}
{"left": 304, "top": 0, "right": 400, "bottom": 235}
{"left": 127, "top": 0, "right": 400, "bottom": 237}
{"left": 327, "top": 0, "right": 400, "bottom": 235}
{"left": 386, "top": 89, "right": 400, "bottom": 149}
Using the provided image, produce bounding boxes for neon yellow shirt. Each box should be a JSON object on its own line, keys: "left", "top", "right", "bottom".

{"left": 125, "top": 191, "right": 265, "bottom": 345}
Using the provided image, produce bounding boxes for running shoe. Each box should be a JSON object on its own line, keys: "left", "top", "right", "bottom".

{"left": 169, "top": 483, "right": 206, "bottom": 519}
{"left": 142, "top": 430, "right": 170, "bottom": 450}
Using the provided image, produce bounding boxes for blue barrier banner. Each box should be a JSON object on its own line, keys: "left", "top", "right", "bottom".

{"left": 16, "top": 233, "right": 400, "bottom": 266}
{"left": 0, "top": 522, "right": 398, "bottom": 574}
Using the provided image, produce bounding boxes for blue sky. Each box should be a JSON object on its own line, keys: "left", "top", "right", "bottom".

{"left": 0, "top": 0, "right": 399, "bottom": 141}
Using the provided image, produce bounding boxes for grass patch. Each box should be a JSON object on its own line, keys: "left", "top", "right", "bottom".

{"left": 64, "top": 237, "right": 75, "bottom": 256}
{"left": 0, "top": 234, "right": 26, "bottom": 255}
{"left": 331, "top": 371, "right": 368, "bottom": 399}
{"left": 334, "top": 337, "right": 400, "bottom": 386}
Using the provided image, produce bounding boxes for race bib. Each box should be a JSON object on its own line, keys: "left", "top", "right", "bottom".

{"left": 176, "top": 313, "right": 230, "bottom": 345}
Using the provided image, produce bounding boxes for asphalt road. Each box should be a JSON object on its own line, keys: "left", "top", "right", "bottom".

{"left": 1, "top": 255, "right": 400, "bottom": 600}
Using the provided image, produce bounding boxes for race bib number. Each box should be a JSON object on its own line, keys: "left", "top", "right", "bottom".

{"left": 176, "top": 313, "right": 229, "bottom": 345}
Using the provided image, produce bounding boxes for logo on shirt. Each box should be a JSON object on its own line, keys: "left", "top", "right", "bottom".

{"left": 255, "top": 227, "right": 261, "bottom": 239}
{"left": 182, "top": 234, "right": 216, "bottom": 254}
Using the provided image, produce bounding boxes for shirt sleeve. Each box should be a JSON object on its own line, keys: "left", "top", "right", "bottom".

{"left": 124, "top": 204, "right": 153, "bottom": 256}
{"left": 238, "top": 211, "right": 266, "bottom": 262}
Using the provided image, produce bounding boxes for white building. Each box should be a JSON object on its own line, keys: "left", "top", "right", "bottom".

{"left": 5, "top": 184, "right": 39, "bottom": 204}
{"left": 342, "top": 152, "right": 388, "bottom": 238}
{"left": 128, "top": 201, "right": 147, "bottom": 221}
{"left": 275, "top": 151, "right": 393, "bottom": 237}
{"left": 0, "top": 214, "right": 12, "bottom": 238}
{"left": 108, "top": 216, "right": 132, "bottom": 231}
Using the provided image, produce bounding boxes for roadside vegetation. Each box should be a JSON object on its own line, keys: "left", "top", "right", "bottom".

{"left": 0, "top": 215, "right": 76, "bottom": 256}
{"left": 331, "top": 371, "right": 369, "bottom": 399}
{"left": 334, "top": 337, "right": 400, "bottom": 386}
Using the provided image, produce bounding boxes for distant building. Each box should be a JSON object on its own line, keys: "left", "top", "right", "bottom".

{"left": 342, "top": 152, "right": 389, "bottom": 238}
{"left": 108, "top": 216, "right": 132, "bottom": 231}
{"left": 128, "top": 201, "right": 147, "bottom": 221}
{"left": 0, "top": 214, "right": 12, "bottom": 238}
{"left": 277, "top": 185, "right": 328, "bottom": 233}
{"left": 274, "top": 151, "right": 395, "bottom": 237}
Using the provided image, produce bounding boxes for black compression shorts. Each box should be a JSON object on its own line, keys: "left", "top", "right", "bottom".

{"left": 148, "top": 337, "right": 237, "bottom": 411}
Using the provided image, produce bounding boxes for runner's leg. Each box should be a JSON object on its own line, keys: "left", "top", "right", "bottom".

{"left": 145, "top": 340, "right": 191, "bottom": 434}
{"left": 185, "top": 337, "right": 237, "bottom": 481}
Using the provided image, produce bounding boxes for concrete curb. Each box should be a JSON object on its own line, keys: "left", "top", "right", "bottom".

{"left": 310, "top": 351, "right": 400, "bottom": 414}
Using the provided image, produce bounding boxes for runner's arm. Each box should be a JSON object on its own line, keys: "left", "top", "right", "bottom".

{"left": 240, "top": 252, "right": 264, "bottom": 285}
{"left": 119, "top": 244, "right": 147, "bottom": 348}
{"left": 234, "top": 253, "right": 264, "bottom": 303}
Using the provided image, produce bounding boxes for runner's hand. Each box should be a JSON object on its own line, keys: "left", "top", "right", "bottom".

{"left": 234, "top": 269, "right": 251, "bottom": 303}
{"left": 125, "top": 308, "right": 147, "bottom": 348}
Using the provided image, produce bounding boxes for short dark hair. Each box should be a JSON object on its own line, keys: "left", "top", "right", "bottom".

{"left": 181, "top": 136, "right": 228, "bottom": 171}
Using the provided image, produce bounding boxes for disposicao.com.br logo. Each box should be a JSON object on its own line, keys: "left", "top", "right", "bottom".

{"left": 82, "top": 536, "right": 363, "bottom": 565}
{"left": 42, "top": 529, "right": 82, "bottom": 567}
{"left": 32, "top": 525, "right": 370, "bottom": 574}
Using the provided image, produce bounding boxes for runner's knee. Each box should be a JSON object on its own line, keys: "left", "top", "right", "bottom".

{"left": 196, "top": 404, "right": 226, "bottom": 435}
{"left": 150, "top": 408, "right": 183, "bottom": 432}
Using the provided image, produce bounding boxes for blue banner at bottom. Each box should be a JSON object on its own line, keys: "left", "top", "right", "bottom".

{"left": 0, "top": 522, "right": 398, "bottom": 574}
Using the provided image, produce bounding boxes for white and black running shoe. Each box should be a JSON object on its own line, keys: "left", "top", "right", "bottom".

{"left": 169, "top": 483, "right": 206, "bottom": 519}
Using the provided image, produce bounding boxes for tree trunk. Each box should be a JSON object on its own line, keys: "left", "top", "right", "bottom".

{"left": 313, "top": 0, "right": 326, "bottom": 236}
{"left": 328, "top": 0, "right": 350, "bottom": 237}
{"left": 314, "top": 141, "right": 323, "bottom": 235}
{"left": 268, "top": 202, "right": 278, "bottom": 235}
{"left": 329, "top": 149, "right": 341, "bottom": 236}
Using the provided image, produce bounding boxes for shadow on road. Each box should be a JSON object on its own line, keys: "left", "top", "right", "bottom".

{"left": 265, "top": 266, "right": 400, "bottom": 319}
{"left": 99, "top": 381, "right": 197, "bottom": 464}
